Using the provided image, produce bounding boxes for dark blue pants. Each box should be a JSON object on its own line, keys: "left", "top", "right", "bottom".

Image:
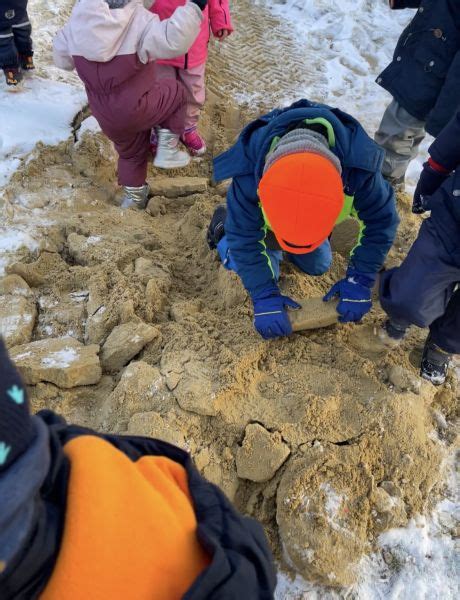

{"left": 216, "top": 235, "right": 333, "bottom": 280}
{"left": 380, "top": 205, "right": 460, "bottom": 354}
{"left": 0, "top": 3, "right": 32, "bottom": 69}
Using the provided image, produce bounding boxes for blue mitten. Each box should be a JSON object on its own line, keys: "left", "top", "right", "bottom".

{"left": 323, "top": 269, "right": 374, "bottom": 323}
{"left": 252, "top": 286, "right": 301, "bottom": 339}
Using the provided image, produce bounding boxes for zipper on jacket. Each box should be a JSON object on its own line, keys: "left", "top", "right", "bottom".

{"left": 184, "top": 53, "right": 188, "bottom": 69}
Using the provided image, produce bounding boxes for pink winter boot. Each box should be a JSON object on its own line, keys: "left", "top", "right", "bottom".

{"left": 181, "top": 129, "right": 207, "bottom": 156}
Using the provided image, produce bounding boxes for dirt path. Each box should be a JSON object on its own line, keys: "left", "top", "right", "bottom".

{"left": 1, "top": 0, "right": 458, "bottom": 594}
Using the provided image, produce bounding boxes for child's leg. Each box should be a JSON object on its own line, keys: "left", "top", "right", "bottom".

{"left": 429, "top": 288, "right": 460, "bottom": 355}
{"left": 145, "top": 76, "right": 188, "bottom": 134}
{"left": 374, "top": 99, "right": 425, "bottom": 183}
{"left": 217, "top": 235, "right": 282, "bottom": 281}
{"left": 287, "top": 240, "right": 333, "bottom": 276}
{"left": 379, "top": 218, "right": 458, "bottom": 330}
{"left": 112, "top": 130, "right": 151, "bottom": 187}
{"left": 12, "top": 17, "right": 33, "bottom": 61}
{"left": 177, "top": 63, "right": 206, "bottom": 132}
{"left": 0, "top": 26, "right": 18, "bottom": 69}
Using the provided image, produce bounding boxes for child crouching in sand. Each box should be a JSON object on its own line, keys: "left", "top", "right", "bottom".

{"left": 53, "top": 0, "right": 208, "bottom": 209}
{"left": 0, "top": 337, "right": 276, "bottom": 599}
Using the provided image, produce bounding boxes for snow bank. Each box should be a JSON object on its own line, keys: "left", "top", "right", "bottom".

{"left": 0, "top": 78, "right": 85, "bottom": 186}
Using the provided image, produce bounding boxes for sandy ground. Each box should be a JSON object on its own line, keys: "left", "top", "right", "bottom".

{"left": 1, "top": 0, "right": 459, "bottom": 595}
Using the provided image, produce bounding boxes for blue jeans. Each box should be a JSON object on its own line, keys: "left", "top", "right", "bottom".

{"left": 216, "top": 236, "right": 332, "bottom": 280}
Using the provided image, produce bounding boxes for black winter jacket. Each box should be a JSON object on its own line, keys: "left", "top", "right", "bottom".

{"left": 0, "top": 411, "right": 277, "bottom": 600}
{"left": 377, "top": 0, "right": 460, "bottom": 136}
{"left": 429, "top": 110, "right": 460, "bottom": 171}
{"left": 0, "top": 0, "right": 29, "bottom": 29}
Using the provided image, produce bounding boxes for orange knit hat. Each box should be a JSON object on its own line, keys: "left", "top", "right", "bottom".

{"left": 259, "top": 152, "right": 344, "bottom": 254}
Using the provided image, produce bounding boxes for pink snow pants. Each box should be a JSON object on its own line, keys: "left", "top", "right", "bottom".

{"left": 155, "top": 63, "right": 206, "bottom": 131}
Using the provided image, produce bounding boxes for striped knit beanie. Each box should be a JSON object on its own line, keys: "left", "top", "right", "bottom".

{"left": 0, "top": 339, "right": 34, "bottom": 472}
{"left": 264, "top": 128, "right": 342, "bottom": 176}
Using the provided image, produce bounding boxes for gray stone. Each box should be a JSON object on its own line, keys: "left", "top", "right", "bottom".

{"left": 0, "top": 296, "right": 37, "bottom": 347}
{"left": 10, "top": 337, "right": 101, "bottom": 388}
{"left": 236, "top": 423, "right": 290, "bottom": 482}
{"left": 101, "top": 321, "right": 160, "bottom": 372}
{"left": 149, "top": 177, "right": 208, "bottom": 198}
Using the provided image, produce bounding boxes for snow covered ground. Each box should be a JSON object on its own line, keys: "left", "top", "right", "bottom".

{"left": 259, "top": 0, "right": 431, "bottom": 192}
{"left": 0, "top": 0, "right": 86, "bottom": 272}
{"left": 0, "top": 77, "right": 84, "bottom": 186}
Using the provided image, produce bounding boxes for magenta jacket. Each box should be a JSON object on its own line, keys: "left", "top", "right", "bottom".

{"left": 150, "top": 0, "right": 233, "bottom": 69}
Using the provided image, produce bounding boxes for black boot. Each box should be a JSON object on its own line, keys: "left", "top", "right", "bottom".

{"left": 420, "top": 335, "right": 451, "bottom": 386}
{"left": 207, "top": 204, "right": 227, "bottom": 249}
{"left": 3, "top": 67, "right": 23, "bottom": 87}
{"left": 20, "top": 55, "right": 35, "bottom": 71}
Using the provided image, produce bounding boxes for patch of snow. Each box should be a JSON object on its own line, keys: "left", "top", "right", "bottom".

{"left": 0, "top": 226, "right": 40, "bottom": 275}
{"left": 356, "top": 498, "right": 459, "bottom": 599}
{"left": 41, "top": 347, "right": 79, "bottom": 368}
{"left": 13, "top": 351, "right": 32, "bottom": 361}
{"left": 0, "top": 78, "right": 86, "bottom": 187}
{"left": 260, "top": 0, "right": 431, "bottom": 191}
{"left": 0, "top": 315, "right": 21, "bottom": 338}
{"left": 86, "top": 236, "right": 102, "bottom": 245}
{"left": 75, "top": 116, "right": 102, "bottom": 144}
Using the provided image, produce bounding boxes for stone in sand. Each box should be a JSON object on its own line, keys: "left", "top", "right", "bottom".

{"left": 0, "top": 274, "right": 32, "bottom": 297}
{"left": 149, "top": 177, "right": 208, "bottom": 198}
{"left": 0, "top": 296, "right": 37, "bottom": 348}
{"left": 236, "top": 423, "right": 290, "bottom": 482}
{"left": 101, "top": 321, "right": 160, "bottom": 372}
{"left": 289, "top": 297, "right": 339, "bottom": 332}
{"left": 9, "top": 337, "right": 101, "bottom": 388}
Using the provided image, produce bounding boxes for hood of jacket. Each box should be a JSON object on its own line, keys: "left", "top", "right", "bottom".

{"left": 0, "top": 417, "right": 50, "bottom": 576}
{"left": 63, "top": 0, "right": 152, "bottom": 62}
{"left": 214, "top": 99, "right": 384, "bottom": 184}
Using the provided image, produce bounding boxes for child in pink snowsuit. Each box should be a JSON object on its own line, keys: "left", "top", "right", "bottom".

{"left": 53, "top": 0, "right": 206, "bottom": 209}
{"left": 150, "top": 0, "right": 233, "bottom": 155}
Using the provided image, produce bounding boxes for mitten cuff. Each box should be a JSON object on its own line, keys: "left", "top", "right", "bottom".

{"left": 346, "top": 267, "right": 376, "bottom": 287}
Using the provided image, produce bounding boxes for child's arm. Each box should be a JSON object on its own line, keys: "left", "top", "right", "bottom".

{"left": 53, "top": 24, "right": 75, "bottom": 71}
{"left": 209, "top": 0, "right": 234, "bottom": 39}
{"left": 138, "top": 1, "right": 204, "bottom": 62}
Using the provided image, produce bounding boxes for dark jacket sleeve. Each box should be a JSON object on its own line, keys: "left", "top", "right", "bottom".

{"left": 427, "top": 50, "right": 460, "bottom": 141}
{"left": 391, "top": 0, "right": 421, "bottom": 8}
{"left": 348, "top": 171, "right": 399, "bottom": 275}
{"left": 429, "top": 109, "right": 460, "bottom": 171}
{"left": 225, "top": 174, "right": 278, "bottom": 298}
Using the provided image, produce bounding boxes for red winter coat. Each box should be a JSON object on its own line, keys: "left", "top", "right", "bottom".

{"left": 150, "top": 0, "right": 233, "bottom": 69}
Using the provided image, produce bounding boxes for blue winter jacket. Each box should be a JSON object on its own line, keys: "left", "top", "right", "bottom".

{"left": 377, "top": 0, "right": 460, "bottom": 137}
{"left": 213, "top": 100, "right": 399, "bottom": 298}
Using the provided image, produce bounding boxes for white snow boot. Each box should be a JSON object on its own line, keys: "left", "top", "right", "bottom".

{"left": 153, "top": 129, "right": 190, "bottom": 169}
{"left": 121, "top": 183, "right": 150, "bottom": 209}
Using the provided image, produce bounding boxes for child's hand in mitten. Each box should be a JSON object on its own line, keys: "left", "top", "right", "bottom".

{"left": 216, "top": 29, "right": 231, "bottom": 42}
